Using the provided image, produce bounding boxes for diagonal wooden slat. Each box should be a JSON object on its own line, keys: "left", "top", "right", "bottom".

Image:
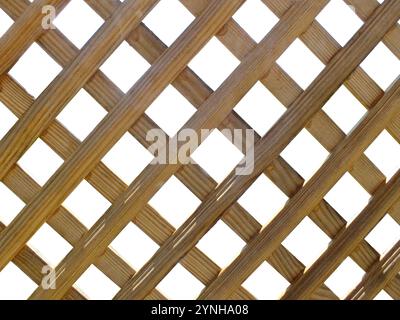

{"left": 347, "top": 240, "right": 400, "bottom": 300}
{"left": 29, "top": 0, "right": 329, "bottom": 299}
{"left": 199, "top": 77, "right": 400, "bottom": 299}
{"left": 0, "top": 0, "right": 398, "bottom": 300}
{"left": 113, "top": 0, "right": 400, "bottom": 300}
{"left": 0, "top": 0, "right": 245, "bottom": 280}
{"left": 0, "top": 0, "right": 69, "bottom": 75}
{"left": 0, "top": 0, "right": 159, "bottom": 182}
{"left": 0, "top": 221, "right": 85, "bottom": 300}
{"left": 3, "top": 1, "right": 396, "bottom": 297}
{"left": 1, "top": 0, "right": 313, "bottom": 299}
{"left": 283, "top": 169, "right": 400, "bottom": 299}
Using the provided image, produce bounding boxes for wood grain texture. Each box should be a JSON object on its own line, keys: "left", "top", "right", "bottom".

{"left": 1, "top": 0, "right": 247, "bottom": 298}
{"left": 283, "top": 169, "right": 400, "bottom": 299}
{"left": 29, "top": 0, "right": 328, "bottom": 300}
{"left": 0, "top": 0, "right": 398, "bottom": 300}
{"left": 116, "top": 0, "right": 400, "bottom": 300}
{"left": 0, "top": 0, "right": 69, "bottom": 75}
{"left": 1, "top": 0, "right": 316, "bottom": 300}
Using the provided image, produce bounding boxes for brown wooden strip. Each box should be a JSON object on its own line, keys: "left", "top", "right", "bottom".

{"left": 28, "top": 0, "right": 328, "bottom": 300}
{"left": 347, "top": 241, "right": 400, "bottom": 300}
{"left": 283, "top": 170, "right": 400, "bottom": 299}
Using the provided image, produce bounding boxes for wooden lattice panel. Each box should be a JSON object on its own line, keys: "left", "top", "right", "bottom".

{"left": 0, "top": 0, "right": 399, "bottom": 300}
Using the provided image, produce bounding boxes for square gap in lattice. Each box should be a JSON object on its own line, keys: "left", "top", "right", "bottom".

{"left": 365, "top": 130, "right": 400, "bottom": 179}
{"left": 188, "top": 37, "right": 240, "bottom": 90}
{"left": 62, "top": 180, "right": 111, "bottom": 229}
{"left": 360, "top": 42, "right": 400, "bottom": 91}
{"left": 57, "top": 89, "right": 107, "bottom": 141}
{"left": 238, "top": 173, "right": 288, "bottom": 225}
{"left": 54, "top": 0, "right": 103, "bottom": 49}
{"left": 324, "top": 257, "right": 365, "bottom": 300}
{"left": 143, "top": 0, "right": 194, "bottom": 46}
{"left": 9, "top": 43, "right": 62, "bottom": 98}
{"left": 0, "top": 101, "right": 18, "bottom": 140}
{"left": 242, "top": 262, "right": 290, "bottom": 300}
{"left": 145, "top": 85, "right": 197, "bottom": 137}
{"left": 322, "top": 85, "right": 367, "bottom": 134}
{"left": 0, "top": 263, "right": 37, "bottom": 300}
{"left": 191, "top": 129, "right": 244, "bottom": 184}
{"left": 316, "top": 0, "right": 363, "bottom": 46}
{"left": 277, "top": 39, "right": 325, "bottom": 90}
{"left": 17, "top": 138, "right": 64, "bottom": 187}
{"left": 365, "top": 214, "right": 400, "bottom": 256}
{"left": 156, "top": 264, "right": 205, "bottom": 300}
{"left": 232, "top": 0, "right": 279, "bottom": 43}
{"left": 74, "top": 265, "right": 120, "bottom": 300}
{"left": 374, "top": 290, "right": 393, "bottom": 300}
{"left": 102, "top": 133, "right": 153, "bottom": 185}
{"left": 282, "top": 216, "right": 331, "bottom": 267}
{"left": 100, "top": 41, "right": 151, "bottom": 94}
{"left": 281, "top": 129, "right": 329, "bottom": 182}
{"left": 27, "top": 223, "right": 72, "bottom": 267}
{"left": 0, "top": 8, "right": 13, "bottom": 37}
{"left": 197, "top": 220, "right": 246, "bottom": 268}
{"left": 148, "top": 175, "right": 201, "bottom": 229}
{"left": 110, "top": 222, "right": 159, "bottom": 270}
{"left": 233, "top": 81, "right": 286, "bottom": 137}
{"left": 0, "top": 182, "right": 25, "bottom": 225}
{"left": 324, "top": 172, "right": 371, "bottom": 223}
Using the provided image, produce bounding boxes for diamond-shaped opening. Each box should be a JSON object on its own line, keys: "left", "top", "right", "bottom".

{"left": 143, "top": 0, "right": 194, "bottom": 46}
{"left": 243, "top": 262, "right": 289, "bottom": 300}
{"left": 156, "top": 263, "right": 204, "bottom": 300}
{"left": 0, "top": 182, "right": 25, "bottom": 225}
{"left": 17, "top": 138, "right": 64, "bottom": 186}
{"left": 233, "top": 82, "right": 286, "bottom": 136}
{"left": 0, "top": 263, "right": 37, "bottom": 300}
{"left": 374, "top": 290, "right": 393, "bottom": 300}
{"left": 238, "top": 174, "right": 288, "bottom": 225}
{"left": 62, "top": 180, "right": 111, "bottom": 229}
{"left": 197, "top": 220, "right": 245, "bottom": 268}
{"left": 316, "top": 0, "right": 363, "bottom": 46}
{"left": 188, "top": 37, "right": 240, "bottom": 90}
{"left": 54, "top": 0, "right": 103, "bottom": 49}
{"left": 9, "top": 43, "right": 62, "bottom": 97}
{"left": 365, "top": 214, "right": 400, "bottom": 256}
{"left": 322, "top": 86, "right": 367, "bottom": 134}
{"left": 191, "top": 129, "right": 244, "bottom": 183}
{"left": 277, "top": 39, "right": 325, "bottom": 90}
{"left": 74, "top": 265, "right": 120, "bottom": 300}
{"left": 56, "top": 89, "right": 107, "bottom": 141}
{"left": 27, "top": 223, "right": 72, "bottom": 267}
{"left": 232, "top": 0, "right": 279, "bottom": 43}
{"left": 100, "top": 41, "right": 151, "bottom": 93}
{"left": 102, "top": 133, "right": 153, "bottom": 185}
{"left": 148, "top": 176, "right": 201, "bottom": 228}
{"left": 325, "top": 257, "right": 365, "bottom": 299}
{"left": 281, "top": 129, "right": 329, "bottom": 181}
{"left": 282, "top": 216, "right": 331, "bottom": 267}
{"left": 365, "top": 130, "right": 400, "bottom": 179}
{"left": 0, "top": 8, "right": 13, "bottom": 38}
{"left": 324, "top": 173, "right": 370, "bottom": 223}
{"left": 360, "top": 42, "right": 400, "bottom": 90}
{"left": 145, "top": 85, "right": 196, "bottom": 137}
{"left": 0, "top": 101, "right": 17, "bottom": 140}
{"left": 110, "top": 222, "right": 159, "bottom": 270}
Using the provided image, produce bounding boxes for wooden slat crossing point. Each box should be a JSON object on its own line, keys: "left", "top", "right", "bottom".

{"left": 0, "top": 0, "right": 399, "bottom": 300}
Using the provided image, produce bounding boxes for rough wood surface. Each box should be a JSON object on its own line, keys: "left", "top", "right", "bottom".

{"left": 0, "top": 0, "right": 399, "bottom": 300}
